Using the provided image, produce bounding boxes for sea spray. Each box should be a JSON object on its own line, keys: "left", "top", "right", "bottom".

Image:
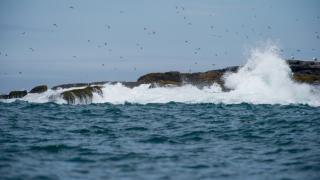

{"left": 223, "top": 45, "right": 320, "bottom": 105}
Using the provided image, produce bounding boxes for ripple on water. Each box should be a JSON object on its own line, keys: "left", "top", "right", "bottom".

{"left": 0, "top": 102, "right": 319, "bottom": 179}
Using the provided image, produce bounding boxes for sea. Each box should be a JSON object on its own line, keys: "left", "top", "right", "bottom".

{"left": 0, "top": 46, "right": 319, "bottom": 179}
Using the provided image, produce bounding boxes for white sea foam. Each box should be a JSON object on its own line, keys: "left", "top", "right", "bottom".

{"left": 1, "top": 45, "right": 320, "bottom": 106}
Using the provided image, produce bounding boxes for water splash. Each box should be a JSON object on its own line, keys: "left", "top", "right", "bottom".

{"left": 223, "top": 44, "right": 320, "bottom": 105}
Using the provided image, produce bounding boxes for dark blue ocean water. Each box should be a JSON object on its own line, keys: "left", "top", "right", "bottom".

{"left": 0, "top": 101, "right": 319, "bottom": 180}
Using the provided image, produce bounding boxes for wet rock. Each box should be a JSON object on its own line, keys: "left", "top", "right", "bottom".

{"left": 0, "top": 94, "right": 10, "bottom": 99}
{"left": 292, "top": 74, "right": 320, "bottom": 84}
{"left": 30, "top": 85, "right": 48, "bottom": 93}
{"left": 8, "top": 90, "right": 27, "bottom": 98}
{"left": 61, "top": 86, "right": 103, "bottom": 104}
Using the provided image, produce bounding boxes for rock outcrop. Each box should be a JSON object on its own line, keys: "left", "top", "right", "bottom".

{"left": 29, "top": 85, "right": 48, "bottom": 93}
{"left": 138, "top": 66, "right": 239, "bottom": 89}
{"left": 0, "top": 59, "right": 319, "bottom": 103}
{"left": 52, "top": 81, "right": 108, "bottom": 90}
{"left": 61, "top": 86, "right": 103, "bottom": 104}
{"left": 287, "top": 60, "right": 320, "bottom": 84}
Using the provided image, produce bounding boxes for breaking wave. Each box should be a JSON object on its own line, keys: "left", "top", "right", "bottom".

{"left": 2, "top": 45, "right": 320, "bottom": 106}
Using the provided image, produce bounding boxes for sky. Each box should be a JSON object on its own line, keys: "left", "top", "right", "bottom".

{"left": 0, "top": 0, "right": 319, "bottom": 93}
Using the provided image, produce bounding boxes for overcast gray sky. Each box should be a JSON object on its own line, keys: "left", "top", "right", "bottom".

{"left": 0, "top": 0, "right": 319, "bottom": 93}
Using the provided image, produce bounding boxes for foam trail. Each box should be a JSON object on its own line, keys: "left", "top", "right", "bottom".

{"left": 1, "top": 44, "right": 320, "bottom": 106}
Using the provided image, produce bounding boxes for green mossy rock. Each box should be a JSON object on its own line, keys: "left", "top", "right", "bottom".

{"left": 61, "top": 86, "right": 103, "bottom": 104}
{"left": 293, "top": 74, "right": 320, "bottom": 84}
{"left": 8, "top": 90, "right": 27, "bottom": 98}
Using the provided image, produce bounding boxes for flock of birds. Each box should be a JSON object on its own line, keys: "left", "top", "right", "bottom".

{"left": 0, "top": 4, "right": 319, "bottom": 76}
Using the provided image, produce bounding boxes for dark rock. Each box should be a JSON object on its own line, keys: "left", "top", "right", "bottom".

{"left": 0, "top": 94, "right": 10, "bottom": 99}
{"left": 181, "top": 71, "right": 224, "bottom": 86}
{"left": 61, "top": 86, "right": 103, "bottom": 104}
{"left": 138, "top": 71, "right": 182, "bottom": 84}
{"left": 8, "top": 90, "right": 27, "bottom": 98}
{"left": 137, "top": 68, "right": 238, "bottom": 89}
{"left": 287, "top": 60, "right": 320, "bottom": 84}
{"left": 287, "top": 60, "right": 320, "bottom": 75}
{"left": 30, "top": 85, "right": 48, "bottom": 93}
{"left": 120, "top": 82, "right": 142, "bottom": 88}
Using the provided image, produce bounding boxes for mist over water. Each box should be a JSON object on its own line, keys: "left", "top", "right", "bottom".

{"left": 2, "top": 45, "right": 320, "bottom": 106}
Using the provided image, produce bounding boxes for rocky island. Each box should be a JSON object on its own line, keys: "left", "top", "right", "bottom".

{"left": 1, "top": 60, "right": 319, "bottom": 104}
